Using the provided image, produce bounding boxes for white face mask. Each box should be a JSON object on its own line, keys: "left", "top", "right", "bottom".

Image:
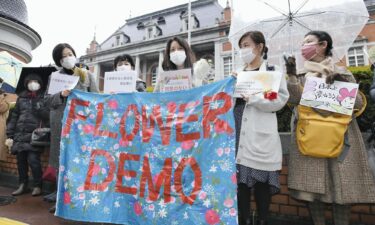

{"left": 170, "top": 50, "right": 186, "bottom": 66}
{"left": 28, "top": 81, "right": 40, "bottom": 92}
{"left": 61, "top": 56, "right": 76, "bottom": 69}
{"left": 239, "top": 48, "right": 256, "bottom": 64}
{"left": 117, "top": 65, "right": 132, "bottom": 71}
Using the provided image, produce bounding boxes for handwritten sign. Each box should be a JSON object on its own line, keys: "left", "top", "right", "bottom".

{"left": 300, "top": 77, "right": 359, "bottom": 115}
{"left": 234, "top": 71, "right": 282, "bottom": 98}
{"left": 56, "top": 78, "right": 238, "bottom": 225}
{"left": 103, "top": 71, "right": 137, "bottom": 94}
{"left": 47, "top": 73, "right": 79, "bottom": 95}
{"left": 160, "top": 69, "right": 192, "bottom": 92}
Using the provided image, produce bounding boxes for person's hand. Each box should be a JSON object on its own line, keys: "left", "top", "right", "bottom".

{"left": 60, "top": 90, "right": 71, "bottom": 97}
{"left": 231, "top": 71, "right": 238, "bottom": 78}
{"left": 241, "top": 94, "right": 250, "bottom": 102}
{"left": 284, "top": 55, "right": 297, "bottom": 76}
{"left": 325, "top": 73, "right": 348, "bottom": 84}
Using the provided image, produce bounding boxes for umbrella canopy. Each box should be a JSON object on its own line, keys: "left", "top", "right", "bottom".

{"left": 229, "top": 0, "right": 369, "bottom": 69}
{"left": 0, "top": 51, "right": 23, "bottom": 89}
{"left": 15, "top": 66, "right": 57, "bottom": 94}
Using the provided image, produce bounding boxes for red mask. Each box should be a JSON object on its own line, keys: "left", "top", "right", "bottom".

{"left": 301, "top": 43, "right": 318, "bottom": 60}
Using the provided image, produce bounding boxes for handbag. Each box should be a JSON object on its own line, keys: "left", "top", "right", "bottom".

{"left": 42, "top": 165, "right": 57, "bottom": 182}
{"left": 31, "top": 122, "right": 50, "bottom": 147}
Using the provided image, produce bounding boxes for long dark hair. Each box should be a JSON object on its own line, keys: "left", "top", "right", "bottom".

{"left": 305, "top": 30, "right": 333, "bottom": 57}
{"left": 162, "top": 36, "right": 195, "bottom": 71}
{"left": 238, "top": 31, "right": 268, "bottom": 60}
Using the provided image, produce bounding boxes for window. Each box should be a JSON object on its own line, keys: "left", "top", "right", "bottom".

{"left": 157, "top": 17, "right": 166, "bottom": 25}
{"left": 223, "top": 56, "right": 233, "bottom": 77}
{"left": 151, "top": 66, "right": 158, "bottom": 86}
{"left": 348, "top": 47, "right": 365, "bottom": 67}
{"left": 137, "top": 22, "right": 145, "bottom": 29}
{"left": 116, "top": 36, "right": 120, "bottom": 46}
{"left": 147, "top": 28, "right": 153, "bottom": 39}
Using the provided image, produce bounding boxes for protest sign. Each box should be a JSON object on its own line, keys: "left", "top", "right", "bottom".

{"left": 47, "top": 73, "right": 79, "bottom": 95}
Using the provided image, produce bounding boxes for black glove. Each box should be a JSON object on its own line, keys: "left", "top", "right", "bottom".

{"left": 325, "top": 73, "right": 348, "bottom": 84}
{"left": 284, "top": 55, "right": 297, "bottom": 76}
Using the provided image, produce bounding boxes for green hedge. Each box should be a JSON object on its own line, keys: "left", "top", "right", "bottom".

{"left": 276, "top": 66, "right": 375, "bottom": 132}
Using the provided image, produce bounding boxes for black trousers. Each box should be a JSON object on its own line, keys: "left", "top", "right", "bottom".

{"left": 16, "top": 151, "right": 42, "bottom": 188}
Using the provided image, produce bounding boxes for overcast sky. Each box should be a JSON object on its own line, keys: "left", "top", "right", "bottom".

{"left": 24, "top": 0, "right": 228, "bottom": 66}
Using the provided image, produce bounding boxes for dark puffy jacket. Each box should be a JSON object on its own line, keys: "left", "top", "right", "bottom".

{"left": 6, "top": 74, "right": 49, "bottom": 154}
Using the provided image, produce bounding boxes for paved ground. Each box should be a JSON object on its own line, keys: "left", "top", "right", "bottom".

{"left": 0, "top": 186, "right": 324, "bottom": 225}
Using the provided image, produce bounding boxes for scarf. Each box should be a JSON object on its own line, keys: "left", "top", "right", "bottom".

{"left": 299, "top": 57, "right": 335, "bottom": 79}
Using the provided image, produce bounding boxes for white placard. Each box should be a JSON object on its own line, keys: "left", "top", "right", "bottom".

{"left": 103, "top": 71, "right": 137, "bottom": 94}
{"left": 300, "top": 77, "right": 359, "bottom": 115}
{"left": 47, "top": 73, "right": 79, "bottom": 95}
{"left": 160, "top": 69, "right": 192, "bottom": 92}
{"left": 234, "top": 71, "right": 282, "bottom": 98}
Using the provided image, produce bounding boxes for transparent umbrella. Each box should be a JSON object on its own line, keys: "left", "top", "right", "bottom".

{"left": 0, "top": 51, "right": 23, "bottom": 91}
{"left": 228, "top": 0, "right": 369, "bottom": 70}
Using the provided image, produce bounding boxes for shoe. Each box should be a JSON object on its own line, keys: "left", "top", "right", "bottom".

{"left": 32, "top": 187, "right": 42, "bottom": 196}
{"left": 49, "top": 205, "right": 56, "bottom": 214}
{"left": 43, "top": 191, "right": 57, "bottom": 202}
{"left": 12, "top": 183, "right": 28, "bottom": 196}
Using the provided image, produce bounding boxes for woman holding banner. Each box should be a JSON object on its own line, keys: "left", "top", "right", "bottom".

{"left": 113, "top": 54, "right": 146, "bottom": 92}
{"left": 234, "top": 31, "right": 289, "bottom": 225}
{"left": 285, "top": 30, "right": 375, "bottom": 225}
{"left": 45, "top": 43, "right": 99, "bottom": 213}
{"left": 153, "top": 36, "right": 196, "bottom": 92}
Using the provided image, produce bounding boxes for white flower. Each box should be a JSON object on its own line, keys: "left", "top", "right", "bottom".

{"left": 114, "top": 201, "right": 120, "bottom": 208}
{"left": 184, "top": 212, "right": 189, "bottom": 219}
{"left": 158, "top": 200, "right": 166, "bottom": 208}
{"left": 89, "top": 196, "right": 100, "bottom": 206}
{"left": 220, "top": 159, "right": 231, "bottom": 172}
{"left": 172, "top": 221, "right": 179, "bottom": 225}
{"left": 103, "top": 207, "right": 110, "bottom": 214}
{"left": 158, "top": 208, "right": 167, "bottom": 218}
{"left": 203, "top": 199, "right": 211, "bottom": 207}
{"left": 73, "top": 157, "right": 80, "bottom": 164}
{"left": 90, "top": 190, "right": 99, "bottom": 195}
{"left": 209, "top": 165, "right": 217, "bottom": 173}
{"left": 212, "top": 101, "right": 220, "bottom": 109}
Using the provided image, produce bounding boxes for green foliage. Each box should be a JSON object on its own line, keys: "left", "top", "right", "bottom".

{"left": 276, "top": 66, "right": 375, "bottom": 132}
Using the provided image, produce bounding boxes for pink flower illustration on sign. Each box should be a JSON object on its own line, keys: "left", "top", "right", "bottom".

{"left": 64, "top": 192, "right": 71, "bottom": 204}
{"left": 134, "top": 202, "right": 142, "bottom": 215}
{"left": 231, "top": 173, "right": 237, "bottom": 184}
{"left": 108, "top": 99, "right": 118, "bottom": 109}
{"left": 92, "top": 164, "right": 101, "bottom": 176}
{"left": 83, "top": 124, "right": 94, "bottom": 134}
{"left": 119, "top": 138, "right": 130, "bottom": 147}
{"left": 205, "top": 209, "right": 220, "bottom": 225}
{"left": 181, "top": 140, "right": 194, "bottom": 150}
{"left": 217, "top": 148, "right": 224, "bottom": 157}
{"left": 224, "top": 198, "right": 234, "bottom": 208}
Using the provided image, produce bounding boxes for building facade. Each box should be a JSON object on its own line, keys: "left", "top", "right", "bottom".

{"left": 81, "top": 0, "right": 232, "bottom": 90}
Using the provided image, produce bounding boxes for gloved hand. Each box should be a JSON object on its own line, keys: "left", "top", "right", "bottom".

{"left": 283, "top": 55, "right": 297, "bottom": 76}
{"left": 5, "top": 138, "right": 13, "bottom": 149}
{"left": 325, "top": 73, "right": 348, "bottom": 84}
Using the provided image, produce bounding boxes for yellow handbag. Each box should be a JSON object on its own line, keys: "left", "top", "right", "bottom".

{"left": 296, "top": 105, "right": 352, "bottom": 158}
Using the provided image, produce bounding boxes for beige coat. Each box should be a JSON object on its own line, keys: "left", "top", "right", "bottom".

{"left": 0, "top": 94, "right": 9, "bottom": 161}
{"left": 287, "top": 58, "right": 375, "bottom": 204}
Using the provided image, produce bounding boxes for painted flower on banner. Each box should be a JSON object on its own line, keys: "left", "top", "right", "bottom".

{"left": 64, "top": 192, "right": 71, "bottom": 205}
{"left": 224, "top": 198, "right": 234, "bottom": 208}
{"left": 205, "top": 209, "right": 220, "bottom": 225}
{"left": 181, "top": 140, "right": 194, "bottom": 150}
{"left": 83, "top": 124, "right": 94, "bottom": 134}
{"left": 134, "top": 201, "right": 143, "bottom": 215}
{"left": 108, "top": 99, "right": 118, "bottom": 109}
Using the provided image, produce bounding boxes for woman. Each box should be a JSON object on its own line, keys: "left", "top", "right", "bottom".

{"left": 235, "top": 31, "right": 289, "bottom": 225}
{"left": 0, "top": 89, "right": 10, "bottom": 161}
{"left": 286, "top": 30, "right": 375, "bottom": 225}
{"left": 113, "top": 54, "right": 146, "bottom": 92}
{"left": 6, "top": 74, "right": 49, "bottom": 196}
{"left": 153, "top": 36, "right": 196, "bottom": 92}
{"left": 46, "top": 43, "right": 99, "bottom": 212}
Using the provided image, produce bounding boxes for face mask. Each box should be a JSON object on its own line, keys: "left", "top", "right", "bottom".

{"left": 117, "top": 65, "right": 132, "bottom": 71}
{"left": 61, "top": 56, "right": 76, "bottom": 69}
{"left": 301, "top": 43, "right": 319, "bottom": 60}
{"left": 28, "top": 81, "right": 40, "bottom": 92}
{"left": 239, "top": 48, "right": 256, "bottom": 64}
{"left": 170, "top": 50, "right": 186, "bottom": 66}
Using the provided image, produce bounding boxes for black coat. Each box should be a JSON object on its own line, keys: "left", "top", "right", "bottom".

{"left": 6, "top": 75, "right": 49, "bottom": 154}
